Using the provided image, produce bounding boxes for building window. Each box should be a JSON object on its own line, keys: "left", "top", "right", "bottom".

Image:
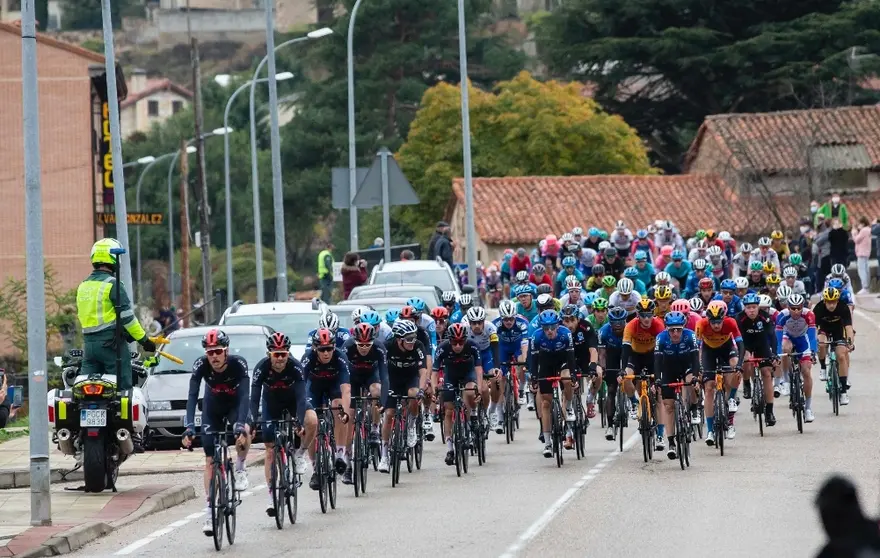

{"left": 172, "top": 101, "right": 183, "bottom": 114}
{"left": 148, "top": 100, "right": 159, "bottom": 117}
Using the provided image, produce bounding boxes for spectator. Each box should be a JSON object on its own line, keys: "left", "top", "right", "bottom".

{"left": 854, "top": 217, "right": 872, "bottom": 294}
{"left": 430, "top": 223, "right": 454, "bottom": 270}
{"left": 871, "top": 218, "right": 880, "bottom": 259}
{"left": 367, "top": 237, "right": 384, "bottom": 249}
{"left": 399, "top": 249, "right": 415, "bottom": 261}
{"left": 316, "top": 242, "right": 335, "bottom": 304}
{"left": 816, "top": 192, "right": 850, "bottom": 230}
{"left": 340, "top": 252, "right": 367, "bottom": 299}
{"left": 0, "top": 369, "right": 11, "bottom": 428}
{"left": 828, "top": 217, "right": 850, "bottom": 267}
{"left": 814, "top": 217, "right": 832, "bottom": 282}
{"left": 427, "top": 221, "right": 448, "bottom": 260}
{"left": 814, "top": 475, "right": 880, "bottom": 558}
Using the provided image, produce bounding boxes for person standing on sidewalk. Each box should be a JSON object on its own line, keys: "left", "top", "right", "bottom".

{"left": 814, "top": 217, "right": 832, "bottom": 285}
{"left": 853, "top": 217, "right": 873, "bottom": 294}
{"left": 0, "top": 369, "right": 10, "bottom": 428}
{"left": 317, "top": 242, "right": 335, "bottom": 304}
{"left": 340, "top": 252, "right": 367, "bottom": 300}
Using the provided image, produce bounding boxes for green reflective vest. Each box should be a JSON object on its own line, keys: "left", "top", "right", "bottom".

{"left": 76, "top": 270, "right": 146, "bottom": 341}
{"left": 317, "top": 249, "right": 333, "bottom": 279}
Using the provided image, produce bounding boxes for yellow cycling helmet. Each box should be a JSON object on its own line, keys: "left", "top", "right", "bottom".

{"left": 654, "top": 285, "right": 673, "bottom": 300}
{"left": 770, "top": 230, "right": 784, "bottom": 240}
{"left": 765, "top": 273, "right": 781, "bottom": 285}
{"left": 706, "top": 301, "right": 726, "bottom": 321}
{"left": 762, "top": 261, "right": 775, "bottom": 274}
{"left": 823, "top": 287, "right": 841, "bottom": 302}
{"left": 636, "top": 299, "right": 655, "bottom": 314}
{"left": 90, "top": 238, "right": 123, "bottom": 266}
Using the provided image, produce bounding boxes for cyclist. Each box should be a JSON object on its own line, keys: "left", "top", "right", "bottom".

{"left": 450, "top": 293, "right": 475, "bottom": 324}
{"left": 385, "top": 309, "right": 400, "bottom": 328}
{"left": 687, "top": 239, "right": 710, "bottom": 264}
{"left": 380, "top": 319, "right": 428, "bottom": 472}
{"left": 493, "top": 299, "right": 531, "bottom": 407}
{"left": 431, "top": 306, "right": 450, "bottom": 342}
{"left": 399, "top": 306, "right": 433, "bottom": 355}
{"left": 764, "top": 273, "right": 782, "bottom": 298}
{"left": 707, "top": 245, "right": 730, "bottom": 281}
{"left": 599, "top": 306, "right": 628, "bottom": 440}
{"left": 630, "top": 231, "right": 655, "bottom": 265}
{"left": 559, "top": 276, "right": 588, "bottom": 309}
{"left": 250, "top": 332, "right": 318, "bottom": 515}
{"left": 683, "top": 259, "right": 713, "bottom": 298}
{"left": 814, "top": 287, "right": 854, "bottom": 405}
{"left": 302, "top": 328, "right": 351, "bottom": 487}
{"left": 753, "top": 237, "right": 780, "bottom": 273}
{"left": 601, "top": 247, "right": 626, "bottom": 278}
{"left": 670, "top": 298, "right": 698, "bottom": 331}
{"left": 731, "top": 242, "right": 753, "bottom": 279}
{"left": 587, "top": 297, "right": 610, "bottom": 330}
{"left": 664, "top": 249, "right": 692, "bottom": 289}
{"left": 621, "top": 299, "right": 665, "bottom": 423}
{"left": 782, "top": 266, "right": 807, "bottom": 296}
{"left": 695, "top": 277, "right": 716, "bottom": 310}
{"left": 608, "top": 278, "right": 641, "bottom": 317}
{"left": 362, "top": 310, "right": 391, "bottom": 342}
{"left": 652, "top": 284, "right": 674, "bottom": 319}
{"left": 714, "top": 279, "right": 744, "bottom": 317}
{"left": 828, "top": 278, "right": 856, "bottom": 313}
{"left": 406, "top": 298, "right": 437, "bottom": 353}
{"left": 770, "top": 230, "right": 790, "bottom": 261}
{"left": 737, "top": 293, "right": 778, "bottom": 426}
{"left": 734, "top": 276, "right": 750, "bottom": 298}
{"left": 465, "top": 306, "right": 503, "bottom": 433}
{"left": 623, "top": 266, "right": 647, "bottom": 295}
{"left": 305, "top": 312, "right": 351, "bottom": 354}
{"left": 775, "top": 293, "right": 818, "bottom": 422}
{"left": 182, "top": 329, "right": 252, "bottom": 536}
{"left": 696, "top": 301, "right": 744, "bottom": 445}
{"left": 595, "top": 275, "right": 617, "bottom": 301}
{"left": 514, "top": 284, "right": 540, "bottom": 323}
{"left": 555, "top": 256, "right": 586, "bottom": 296}
{"left": 433, "top": 323, "right": 483, "bottom": 466}
{"left": 648, "top": 271, "right": 679, "bottom": 300}
{"left": 633, "top": 251, "right": 655, "bottom": 289}
{"left": 529, "top": 263, "right": 553, "bottom": 289}
{"left": 529, "top": 293, "right": 559, "bottom": 333}
{"left": 440, "top": 291, "right": 459, "bottom": 316}
{"left": 561, "top": 304, "right": 601, "bottom": 423}
{"left": 611, "top": 220, "right": 634, "bottom": 258}
{"left": 655, "top": 311, "right": 699, "bottom": 459}
{"left": 530, "top": 310, "right": 577, "bottom": 458}
{"left": 342, "top": 323, "right": 389, "bottom": 484}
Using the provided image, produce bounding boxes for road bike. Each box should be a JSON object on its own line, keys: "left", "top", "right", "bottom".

{"left": 436, "top": 383, "right": 478, "bottom": 477}
{"left": 203, "top": 424, "right": 241, "bottom": 551}
{"left": 658, "top": 377, "right": 698, "bottom": 471}
{"left": 745, "top": 357, "right": 775, "bottom": 437}
{"left": 350, "top": 392, "right": 378, "bottom": 497}
{"left": 313, "top": 404, "right": 347, "bottom": 513}
{"left": 621, "top": 370, "right": 656, "bottom": 462}
{"left": 707, "top": 367, "right": 738, "bottom": 455}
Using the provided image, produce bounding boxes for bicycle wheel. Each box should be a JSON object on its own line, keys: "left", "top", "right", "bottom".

{"left": 616, "top": 392, "right": 627, "bottom": 453}
{"left": 714, "top": 391, "right": 725, "bottom": 456}
{"left": 461, "top": 412, "right": 470, "bottom": 474}
{"left": 272, "top": 447, "right": 285, "bottom": 528}
{"left": 224, "top": 460, "right": 237, "bottom": 544}
{"left": 599, "top": 384, "right": 607, "bottom": 429}
{"left": 453, "top": 412, "right": 462, "bottom": 477}
{"left": 353, "top": 424, "right": 363, "bottom": 498}
{"left": 477, "top": 409, "right": 487, "bottom": 466}
{"left": 639, "top": 398, "right": 650, "bottom": 463}
{"left": 328, "top": 452, "right": 337, "bottom": 510}
{"left": 830, "top": 359, "right": 840, "bottom": 416}
{"left": 286, "top": 447, "right": 298, "bottom": 525}
{"left": 574, "top": 400, "right": 585, "bottom": 460}
{"left": 676, "top": 403, "right": 686, "bottom": 470}
{"left": 317, "top": 437, "right": 328, "bottom": 513}
{"left": 552, "top": 400, "right": 564, "bottom": 468}
{"left": 391, "top": 418, "right": 403, "bottom": 486}
{"left": 210, "top": 464, "right": 224, "bottom": 551}
{"left": 415, "top": 418, "right": 423, "bottom": 471}
{"left": 793, "top": 373, "right": 804, "bottom": 434}
{"left": 505, "top": 391, "right": 514, "bottom": 444}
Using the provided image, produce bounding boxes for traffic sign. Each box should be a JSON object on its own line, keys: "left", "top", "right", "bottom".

{"left": 351, "top": 147, "right": 419, "bottom": 208}
{"left": 331, "top": 167, "right": 369, "bottom": 209}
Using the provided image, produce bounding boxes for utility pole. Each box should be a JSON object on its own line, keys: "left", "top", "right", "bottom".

{"left": 20, "top": 0, "right": 51, "bottom": 526}
{"left": 179, "top": 141, "right": 192, "bottom": 328}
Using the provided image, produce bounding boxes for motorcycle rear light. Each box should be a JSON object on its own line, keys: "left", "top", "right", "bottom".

{"left": 132, "top": 404, "right": 139, "bottom": 422}
{"left": 82, "top": 384, "right": 104, "bottom": 396}
{"left": 48, "top": 406, "right": 54, "bottom": 423}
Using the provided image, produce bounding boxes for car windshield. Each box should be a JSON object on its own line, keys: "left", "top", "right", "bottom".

{"left": 223, "top": 313, "right": 318, "bottom": 342}
{"left": 152, "top": 333, "right": 268, "bottom": 374}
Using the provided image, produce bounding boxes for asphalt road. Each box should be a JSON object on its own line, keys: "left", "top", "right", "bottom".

{"left": 67, "top": 310, "right": 880, "bottom": 558}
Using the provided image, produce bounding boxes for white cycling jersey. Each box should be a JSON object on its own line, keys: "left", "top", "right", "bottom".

{"left": 731, "top": 253, "right": 750, "bottom": 278}
{"left": 748, "top": 249, "right": 780, "bottom": 273}
{"left": 610, "top": 229, "right": 634, "bottom": 251}
{"left": 608, "top": 290, "right": 642, "bottom": 313}
{"left": 467, "top": 321, "right": 498, "bottom": 352}
{"left": 559, "top": 292, "right": 587, "bottom": 309}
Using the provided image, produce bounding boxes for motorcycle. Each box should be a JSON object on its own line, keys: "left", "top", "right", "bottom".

{"left": 48, "top": 349, "right": 149, "bottom": 492}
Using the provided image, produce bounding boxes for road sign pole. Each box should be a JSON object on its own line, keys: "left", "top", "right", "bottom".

{"left": 457, "top": 0, "right": 477, "bottom": 288}
{"left": 379, "top": 149, "right": 392, "bottom": 263}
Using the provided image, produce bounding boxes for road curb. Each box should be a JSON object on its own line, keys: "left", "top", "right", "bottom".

{"left": 15, "top": 485, "right": 196, "bottom": 558}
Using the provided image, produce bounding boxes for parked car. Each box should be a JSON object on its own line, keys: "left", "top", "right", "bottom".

{"left": 347, "top": 283, "right": 443, "bottom": 307}
{"left": 368, "top": 258, "right": 459, "bottom": 294}
{"left": 219, "top": 300, "right": 326, "bottom": 359}
{"left": 143, "top": 324, "right": 273, "bottom": 445}
{"left": 334, "top": 297, "right": 414, "bottom": 316}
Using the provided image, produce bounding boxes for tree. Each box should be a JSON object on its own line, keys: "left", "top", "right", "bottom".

{"left": 61, "top": 0, "right": 131, "bottom": 29}
{"left": 396, "top": 71, "right": 656, "bottom": 240}
{"left": 534, "top": 0, "right": 880, "bottom": 170}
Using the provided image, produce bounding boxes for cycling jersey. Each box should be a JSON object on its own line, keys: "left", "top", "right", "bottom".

{"left": 415, "top": 314, "right": 438, "bottom": 353}
{"left": 812, "top": 301, "right": 852, "bottom": 341}
{"left": 824, "top": 273, "right": 853, "bottom": 292}
{"left": 555, "top": 269, "right": 585, "bottom": 295}
{"left": 730, "top": 253, "right": 750, "bottom": 278}
{"left": 529, "top": 273, "right": 553, "bottom": 288}
{"left": 622, "top": 317, "right": 665, "bottom": 354}
{"left": 654, "top": 329, "right": 699, "bottom": 396}
{"left": 558, "top": 292, "right": 588, "bottom": 309}
{"left": 529, "top": 326, "right": 575, "bottom": 394}
{"left": 712, "top": 293, "right": 744, "bottom": 317}
{"left": 630, "top": 240, "right": 655, "bottom": 264}
{"left": 634, "top": 263, "right": 655, "bottom": 289}
{"left": 664, "top": 261, "right": 692, "bottom": 283}
{"left": 683, "top": 273, "right": 719, "bottom": 298}
{"left": 736, "top": 312, "right": 776, "bottom": 359}
{"left": 570, "top": 320, "right": 599, "bottom": 372}
{"left": 685, "top": 312, "right": 700, "bottom": 331}
{"left": 467, "top": 321, "right": 500, "bottom": 370}
{"left": 750, "top": 250, "right": 780, "bottom": 273}
{"left": 433, "top": 339, "right": 481, "bottom": 379}
{"left": 186, "top": 355, "right": 250, "bottom": 430}
{"left": 516, "top": 301, "right": 540, "bottom": 324}
{"left": 302, "top": 348, "right": 351, "bottom": 407}
{"left": 598, "top": 323, "right": 624, "bottom": 350}
{"left": 775, "top": 308, "right": 818, "bottom": 356}
{"left": 708, "top": 254, "right": 728, "bottom": 280}
{"left": 492, "top": 315, "right": 529, "bottom": 368}
{"left": 343, "top": 337, "right": 390, "bottom": 406}
{"left": 383, "top": 338, "right": 427, "bottom": 406}
{"left": 250, "top": 356, "right": 309, "bottom": 432}
{"left": 695, "top": 316, "right": 742, "bottom": 349}
{"left": 587, "top": 313, "right": 608, "bottom": 330}
{"left": 784, "top": 280, "right": 807, "bottom": 296}
{"left": 608, "top": 291, "right": 641, "bottom": 314}
{"left": 610, "top": 228, "right": 633, "bottom": 251}
{"left": 747, "top": 276, "right": 766, "bottom": 292}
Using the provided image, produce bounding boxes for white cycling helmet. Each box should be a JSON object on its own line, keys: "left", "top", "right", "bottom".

{"left": 740, "top": 242, "right": 753, "bottom": 253}
{"left": 688, "top": 297, "right": 704, "bottom": 313}
{"left": 734, "top": 277, "right": 749, "bottom": 289}
{"left": 831, "top": 263, "right": 846, "bottom": 277}
{"left": 787, "top": 293, "right": 805, "bottom": 307}
{"left": 351, "top": 307, "right": 367, "bottom": 325}
{"left": 560, "top": 232, "right": 574, "bottom": 243}
{"left": 441, "top": 290, "right": 457, "bottom": 303}
{"left": 565, "top": 276, "right": 582, "bottom": 290}
{"left": 782, "top": 266, "right": 798, "bottom": 278}
{"left": 572, "top": 227, "right": 584, "bottom": 236}
{"left": 318, "top": 312, "right": 339, "bottom": 334}
{"left": 655, "top": 271, "right": 671, "bottom": 283}
{"left": 718, "top": 231, "right": 732, "bottom": 241}
{"left": 465, "top": 306, "right": 486, "bottom": 323}
{"left": 693, "top": 258, "right": 708, "bottom": 271}
{"left": 459, "top": 293, "right": 474, "bottom": 307}
{"left": 758, "top": 294, "right": 772, "bottom": 308}
{"left": 391, "top": 319, "right": 417, "bottom": 339}
{"left": 536, "top": 293, "right": 554, "bottom": 308}
{"left": 617, "top": 278, "right": 634, "bottom": 295}
{"left": 776, "top": 284, "right": 793, "bottom": 302}
{"left": 598, "top": 240, "right": 612, "bottom": 251}
{"left": 707, "top": 245, "right": 722, "bottom": 257}
{"left": 515, "top": 270, "right": 529, "bottom": 282}
{"left": 758, "top": 236, "right": 771, "bottom": 247}
{"left": 615, "top": 220, "right": 626, "bottom": 230}
{"left": 498, "top": 299, "right": 517, "bottom": 318}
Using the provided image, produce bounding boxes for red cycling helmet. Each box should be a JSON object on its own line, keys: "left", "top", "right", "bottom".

{"left": 312, "top": 327, "right": 334, "bottom": 347}
{"left": 266, "top": 332, "right": 291, "bottom": 351}
{"left": 431, "top": 306, "right": 449, "bottom": 320}
{"left": 202, "top": 329, "right": 229, "bottom": 349}
{"left": 448, "top": 323, "right": 468, "bottom": 342}
{"left": 399, "top": 306, "right": 416, "bottom": 320}
{"left": 698, "top": 277, "right": 714, "bottom": 290}
{"left": 353, "top": 323, "right": 375, "bottom": 343}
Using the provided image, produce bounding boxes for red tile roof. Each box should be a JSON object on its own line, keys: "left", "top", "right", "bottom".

{"left": 684, "top": 106, "right": 880, "bottom": 173}
{"left": 0, "top": 21, "right": 104, "bottom": 63}
{"left": 120, "top": 78, "right": 193, "bottom": 108}
{"left": 448, "top": 175, "right": 880, "bottom": 244}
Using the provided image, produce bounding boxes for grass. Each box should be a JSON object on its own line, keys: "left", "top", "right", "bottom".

{"left": 0, "top": 412, "right": 30, "bottom": 443}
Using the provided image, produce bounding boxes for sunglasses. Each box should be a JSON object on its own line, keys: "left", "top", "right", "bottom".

{"left": 450, "top": 339, "right": 466, "bottom": 346}
{"left": 315, "top": 345, "right": 335, "bottom": 353}
{"left": 542, "top": 325, "right": 558, "bottom": 331}
{"left": 668, "top": 327, "right": 684, "bottom": 332}
{"left": 205, "top": 348, "right": 226, "bottom": 356}
{"left": 356, "top": 342, "right": 373, "bottom": 350}
{"left": 402, "top": 335, "right": 417, "bottom": 343}
{"left": 269, "top": 351, "right": 288, "bottom": 358}
{"left": 637, "top": 313, "right": 653, "bottom": 319}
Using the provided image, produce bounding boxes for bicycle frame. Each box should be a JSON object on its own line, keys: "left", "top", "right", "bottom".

{"left": 621, "top": 372, "right": 654, "bottom": 423}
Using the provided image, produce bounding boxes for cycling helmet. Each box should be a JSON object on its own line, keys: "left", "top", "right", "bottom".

{"left": 498, "top": 299, "right": 517, "bottom": 318}
{"left": 602, "top": 275, "right": 617, "bottom": 288}
{"left": 695, "top": 229, "right": 707, "bottom": 240}
{"left": 664, "top": 311, "right": 687, "bottom": 328}
{"left": 591, "top": 264, "right": 606, "bottom": 276}
{"left": 351, "top": 307, "right": 368, "bottom": 325}
{"left": 598, "top": 240, "right": 612, "bottom": 251}
{"left": 828, "top": 278, "right": 845, "bottom": 290}
{"left": 762, "top": 261, "right": 775, "bottom": 274}
{"left": 636, "top": 229, "right": 648, "bottom": 240}
{"left": 608, "top": 307, "right": 628, "bottom": 322}
{"left": 698, "top": 277, "right": 714, "bottom": 290}
{"left": 560, "top": 304, "right": 580, "bottom": 319}
{"left": 362, "top": 310, "right": 381, "bottom": 328}
{"left": 636, "top": 299, "right": 655, "bottom": 314}
{"left": 758, "top": 294, "right": 772, "bottom": 308}
{"left": 572, "top": 227, "right": 584, "bottom": 236}
{"left": 399, "top": 306, "right": 417, "bottom": 320}
{"left": 565, "top": 276, "right": 582, "bottom": 290}
{"left": 742, "top": 292, "right": 760, "bottom": 306}
{"left": 384, "top": 309, "right": 400, "bottom": 325}
{"left": 749, "top": 261, "right": 763, "bottom": 272}
{"left": 515, "top": 270, "right": 529, "bottom": 283}
{"left": 202, "top": 329, "right": 230, "bottom": 349}
{"left": 266, "top": 331, "right": 290, "bottom": 351}
{"left": 696, "top": 240, "right": 709, "bottom": 250}
{"left": 718, "top": 231, "right": 732, "bottom": 241}
{"left": 776, "top": 284, "right": 793, "bottom": 302}
{"left": 670, "top": 299, "right": 690, "bottom": 313}
{"left": 562, "top": 256, "right": 577, "bottom": 268}
{"left": 312, "top": 327, "right": 334, "bottom": 347}
{"left": 706, "top": 301, "right": 726, "bottom": 320}
{"left": 598, "top": 230, "right": 609, "bottom": 240}
{"left": 583, "top": 292, "right": 599, "bottom": 307}
{"left": 770, "top": 230, "right": 784, "bottom": 240}
{"left": 459, "top": 293, "right": 474, "bottom": 308}
{"left": 655, "top": 272, "right": 671, "bottom": 283}
{"left": 430, "top": 306, "right": 449, "bottom": 321}
{"left": 537, "top": 310, "right": 561, "bottom": 327}
{"left": 758, "top": 236, "right": 771, "bottom": 247}
{"left": 617, "top": 278, "right": 634, "bottom": 295}
{"left": 663, "top": 220, "right": 674, "bottom": 231}
{"left": 765, "top": 273, "right": 781, "bottom": 285}
{"left": 406, "top": 298, "right": 427, "bottom": 316}
{"left": 671, "top": 249, "right": 685, "bottom": 260}
{"left": 789, "top": 253, "right": 803, "bottom": 266}
{"left": 352, "top": 323, "right": 375, "bottom": 344}
{"left": 318, "top": 312, "right": 339, "bottom": 334}
{"left": 465, "top": 306, "right": 486, "bottom": 323}
{"left": 634, "top": 251, "right": 648, "bottom": 262}
{"left": 707, "top": 245, "right": 722, "bottom": 257}
{"left": 693, "top": 258, "right": 708, "bottom": 271}
{"left": 592, "top": 297, "right": 609, "bottom": 311}
{"left": 537, "top": 283, "right": 553, "bottom": 295}
{"left": 787, "top": 293, "right": 805, "bottom": 308}
{"left": 624, "top": 267, "right": 639, "bottom": 278}
{"left": 720, "top": 279, "right": 736, "bottom": 291}
{"left": 392, "top": 319, "right": 418, "bottom": 338}
{"left": 734, "top": 277, "right": 749, "bottom": 289}
{"left": 831, "top": 264, "right": 846, "bottom": 277}
{"left": 654, "top": 285, "right": 673, "bottom": 300}
{"left": 823, "top": 287, "right": 841, "bottom": 302}
{"left": 615, "top": 219, "right": 626, "bottom": 230}
{"left": 560, "top": 232, "right": 574, "bottom": 244}
{"left": 740, "top": 242, "right": 753, "bottom": 253}
{"left": 588, "top": 227, "right": 600, "bottom": 237}
{"left": 441, "top": 291, "right": 457, "bottom": 304}
{"left": 448, "top": 323, "right": 468, "bottom": 342}
{"left": 688, "top": 297, "right": 704, "bottom": 313}
{"left": 532, "top": 263, "right": 546, "bottom": 275}
{"left": 604, "top": 247, "right": 617, "bottom": 258}
{"left": 536, "top": 293, "right": 555, "bottom": 310}
{"left": 782, "top": 266, "right": 798, "bottom": 278}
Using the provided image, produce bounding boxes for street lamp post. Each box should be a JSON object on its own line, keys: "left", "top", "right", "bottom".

{"left": 457, "top": 0, "right": 477, "bottom": 288}
{"left": 222, "top": 72, "right": 293, "bottom": 304}
{"left": 347, "top": 0, "right": 365, "bottom": 252}
{"left": 248, "top": 27, "right": 332, "bottom": 302}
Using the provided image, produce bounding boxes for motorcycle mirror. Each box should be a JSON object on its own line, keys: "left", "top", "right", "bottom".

{"left": 53, "top": 356, "right": 63, "bottom": 367}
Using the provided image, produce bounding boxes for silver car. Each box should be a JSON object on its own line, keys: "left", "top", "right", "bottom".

{"left": 219, "top": 301, "right": 326, "bottom": 359}
{"left": 143, "top": 324, "right": 273, "bottom": 444}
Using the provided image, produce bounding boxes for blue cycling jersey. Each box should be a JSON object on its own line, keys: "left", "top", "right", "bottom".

{"left": 492, "top": 315, "right": 529, "bottom": 346}
{"left": 516, "top": 301, "right": 540, "bottom": 324}
{"left": 598, "top": 323, "right": 624, "bottom": 349}
{"left": 304, "top": 329, "right": 350, "bottom": 358}
{"left": 530, "top": 325, "right": 573, "bottom": 354}
{"left": 711, "top": 293, "right": 744, "bottom": 317}
{"left": 655, "top": 329, "right": 698, "bottom": 355}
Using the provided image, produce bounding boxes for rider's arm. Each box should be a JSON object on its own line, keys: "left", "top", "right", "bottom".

{"left": 807, "top": 325, "right": 818, "bottom": 353}
{"left": 184, "top": 362, "right": 204, "bottom": 429}
{"left": 248, "top": 364, "right": 264, "bottom": 425}
{"left": 293, "top": 380, "right": 308, "bottom": 425}
{"left": 378, "top": 349, "right": 390, "bottom": 409}
{"left": 234, "top": 360, "right": 251, "bottom": 427}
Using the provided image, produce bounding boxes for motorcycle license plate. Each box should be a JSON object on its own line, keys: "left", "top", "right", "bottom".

{"left": 80, "top": 409, "right": 107, "bottom": 427}
{"left": 194, "top": 416, "right": 202, "bottom": 427}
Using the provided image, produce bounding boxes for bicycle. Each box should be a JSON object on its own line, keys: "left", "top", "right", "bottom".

{"left": 436, "top": 383, "right": 477, "bottom": 477}
{"left": 571, "top": 369, "right": 597, "bottom": 460}
{"left": 313, "top": 404, "right": 347, "bottom": 513}
{"left": 350, "top": 393, "right": 378, "bottom": 497}
{"left": 473, "top": 373, "right": 496, "bottom": 466}
{"left": 540, "top": 375, "right": 567, "bottom": 468}
{"left": 387, "top": 393, "right": 420, "bottom": 487}
{"left": 621, "top": 370, "right": 656, "bottom": 462}
{"left": 597, "top": 378, "right": 608, "bottom": 429}
{"left": 706, "top": 367, "right": 738, "bottom": 455}
{"left": 658, "top": 377, "right": 697, "bottom": 471}
{"left": 501, "top": 360, "right": 524, "bottom": 444}
{"left": 821, "top": 340, "right": 848, "bottom": 417}
{"left": 780, "top": 352, "right": 808, "bottom": 434}
{"left": 255, "top": 414, "right": 300, "bottom": 529}
{"left": 605, "top": 368, "right": 627, "bottom": 452}
{"left": 202, "top": 424, "right": 241, "bottom": 551}
{"left": 744, "top": 357, "right": 773, "bottom": 437}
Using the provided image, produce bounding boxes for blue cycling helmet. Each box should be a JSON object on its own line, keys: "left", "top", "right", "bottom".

{"left": 512, "top": 284, "right": 525, "bottom": 297}
{"left": 406, "top": 297, "right": 427, "bottom": 315}
{"left": 560, "top": 304, "right": 580, "bottom": 318}
{"left": 362, "top": 310, "right": 382, "bottom": 327}
{"left": 608, "top": 307, "right": 628, "bottom": 322}
{"left": 671, "top": 249, "right": 685, "bottom": 260}
{"left": 537, "top": 310, "right": 561, "bottom": 327}
{"left": 527, "top": 283, "right": 538, "bottom": 296}
{"left": 636, "top": 229, "right": 648, "bottom": 239}
{"left": 588, "top": 227, "right": 600, "bottom": 237}
{"left": 562, "top": 256, "right": 577, "bottom": 268}
{"left": 828, "top": 278, "right": 845, "bottom": 290}
{"left": 720, "top": 279, "right": 736, "bottom": 291}
{"left": 503, "top": 252, "right": 513, "bottom": 261}
{"left": 583, "top": 292, "right": 599, "bottom": 306}
{"left": 664, "top": 311, "right": 687, "bottom": 327}
{"left": 384, "top": 309, "right": 400, "bottom": 325}
{"left": 634, "top": 250, "right": 648, "bottom": 262}
{"left": 624, "top": 266, "right": 639, "bottom": 278}
{"left": 742, "top": 292, "right": 760, "bottom": 306}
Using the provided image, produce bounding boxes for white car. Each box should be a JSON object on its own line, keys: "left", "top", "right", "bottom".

{"left": 219, "top": 300, "right": 326, "bottom": 359}
{"left": 368, "top": 258, "right": 460, "bottom": 294}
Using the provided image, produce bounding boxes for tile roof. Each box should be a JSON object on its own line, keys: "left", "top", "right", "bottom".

{"left": 684, "top": 106, "right": 880, "bottom": 173}
{"left": 449, "top": 175, "right": 880, "bottom": 244}
{"left": 120, "top": 78, "right": 193, "bottom": 108}
{"left": 0, "top": 21, "right": 104, "bottom": 63}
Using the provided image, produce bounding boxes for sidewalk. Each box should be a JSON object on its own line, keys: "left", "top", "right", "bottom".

{"left": 855, "top": 292, "right": 880, "bottom": 313}
{"left": 0, "top": 483, "right": 194, "bottom": 557}
{"left": 0, "top": 436, "right": 266, "bottom": 488}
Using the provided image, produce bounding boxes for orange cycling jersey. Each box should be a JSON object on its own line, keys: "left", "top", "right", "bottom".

{"left": 622, "top": 317, "right": 665, "bottom": 354}
{"left": 695, "top": 317, "right": 742, "bottom": 349}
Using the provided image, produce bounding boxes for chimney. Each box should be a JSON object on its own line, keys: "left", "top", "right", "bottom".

{"left": 130, "top": 68, "right": 148, "bottom": 94}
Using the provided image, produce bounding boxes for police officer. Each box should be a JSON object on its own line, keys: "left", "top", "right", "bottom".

{"left": 76, "top": 238, "right": 156, "bottom": 390}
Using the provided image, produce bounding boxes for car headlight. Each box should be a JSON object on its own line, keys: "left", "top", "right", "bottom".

{"left": 147, "top": 400, "right": 172, "bottom": 411}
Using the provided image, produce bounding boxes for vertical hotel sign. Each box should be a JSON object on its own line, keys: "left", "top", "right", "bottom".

{"left": 90, "top": 67, "right": 116, "bottom": 209}
{"left": 100, "top": 100, "right": 114, "bottom": 205}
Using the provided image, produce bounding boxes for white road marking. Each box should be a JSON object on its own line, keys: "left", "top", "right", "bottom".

{"left": 185, "top": 512, "right": 204, "bottom": 520}
{"left": 115, "top": 538, "right": 154, "bottom": 555}
{"left": 146, "top": 527, "right": 173, "bottom": 538}
{"left": 498, "top": 431, "right": 639, "bottom": 558}
{"left": 168, "top": 520, "right": 190, "bottom": 528}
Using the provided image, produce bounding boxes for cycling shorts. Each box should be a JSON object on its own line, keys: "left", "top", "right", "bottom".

{"left": 440, "top": 374, "right": 477, "bottom": 406}
{"left": 625, "top": 351, "right": 654, "bottom": 378}
{"left": 387, "top": 372, "right": 420, "bottom": 409}
{"left": 479, "top": 348, "right": 495, "bottom": 372}
{"left": 349, "top": 369, "right": 380, "bottom": 408}
{"left": 782, "top": 335, "right": 812, "bottom": 362}
{"left": 700, "top": 340, "right": 737, "bottom": 383}
{"left": 535, "top": 352, "right": 570, "bottom": 395}
{"left": 306, "top": 378, "right": 343, "bottom": 409}
{"left": 659, "top": 356, "right": 692, "bottom": 400}
{"left": 818, "top": 327, "right": 847, "bottom": 344}
{"left": 261, "top": 390, "right": 310, "bottom": 442}
{"left": 200, "top": 392, "right": 240, "bottom": 457}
